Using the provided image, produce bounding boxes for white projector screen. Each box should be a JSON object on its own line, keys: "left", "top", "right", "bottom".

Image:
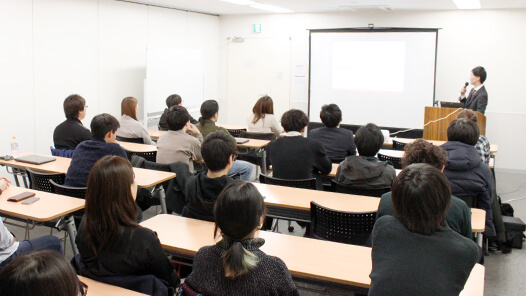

{"left": 309, "top": 29, "right": 438, "bottom": 129}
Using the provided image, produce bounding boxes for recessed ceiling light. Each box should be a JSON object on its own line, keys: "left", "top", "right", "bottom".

{"left": 249, "top": 3, "right": 294, "bottom": 13}
{"left": 452, "top": 0, "right": 481, "bottom": 9}
{"left": 221, "top": 0, "right": 257, "bottom": 5}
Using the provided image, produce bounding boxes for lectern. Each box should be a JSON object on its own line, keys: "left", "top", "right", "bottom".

{"left": 423, "top": 107, "right": 486, "bottom": 141}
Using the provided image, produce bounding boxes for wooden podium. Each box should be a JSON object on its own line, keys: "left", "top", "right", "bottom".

{"left": 423, "top": 107, "right": 486, "bottom": 141}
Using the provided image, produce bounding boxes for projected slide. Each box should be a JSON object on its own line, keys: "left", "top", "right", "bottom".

{"left": 309, "top": 30, "right": 437, "bottom": 129}
{"left": 332, "top": 41, "right": 405, "bottom": 92}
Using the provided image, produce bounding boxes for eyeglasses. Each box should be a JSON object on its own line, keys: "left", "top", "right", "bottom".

{"left": 79, "top": 281, "right": 88, "bottom": 296}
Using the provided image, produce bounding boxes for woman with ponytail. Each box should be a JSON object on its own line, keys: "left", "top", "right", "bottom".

{"left": 183, "top": 181, "right": 298, "bottom": 295}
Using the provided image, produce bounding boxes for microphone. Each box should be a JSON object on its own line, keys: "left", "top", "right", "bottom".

{"left": 464, "top": 82, "right": 469, "bottom": 88}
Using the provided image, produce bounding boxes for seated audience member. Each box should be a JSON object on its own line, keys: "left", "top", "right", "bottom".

{"left": 182, "top": 131, "right": 235, "bottom": 221}
{"left": 183, "top": 181, "right": 299, "bottom": 296}
{"left": 247, "top": 95, "right": 283, "bottom": 136}
{"left": 158, "top": 94, "right": 197, "bottom": 131}
{"left": 369, "top": 164, "right": 478, "bottom": 296}
{"left": 156, "top": 106, "right": 203, "bottom": 173}
{"left": 116, "top": 97, "right": 152, "bottom": 144}
{"left": 0, "top": 250, "right": 86, "bottom": 296}
{"left": 308, "top": 104, "right": 356, "bottom": 163}
{"left": 53, "top": 94, "right": 91, "bottom": 150}
{"left": 64, "top": 113, "right": 127, "bottom": 187}
{"left": 376, "top": 139, "right": 472, "bottom": 238}
{"left": 75, "top": 156, "right": 180, "bottom": 289}
{"left": 196, "top": 100, "right": 253, "bottom": 181}
{"left": 442, "top": 118, "right": 495, "bottom": 237}
{"left": 456, "top": 109, "right": 490, "bottom": 165}
{"left": 335, "top": 123, "right": 395, "bottom": 189}
{"left": 266, "top": 109, "right": 332, "bottom": 189}
{"left": 0, "top": 178, "right": 63, "bottom": 269}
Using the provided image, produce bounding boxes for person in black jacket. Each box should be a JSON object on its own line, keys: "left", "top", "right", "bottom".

{"left": 266, "top": 109, "right": 332, "bottom": 189}
{"left": 75, "top": 156, "right": 180, "bottom": 290}
{"left": 442, "top": 118, "right": 495, "bottom": 237}
{"left": 308, "top": 104, "right": 356, "bottom": 163}
{"left": 158, "top": 94, "right": 197, "bottom": 130}
{"left": 181, "top": 131, "right": 234, "bottom": 221}
{"left": 53, "top": 94, "right": 91, "bottom": 150}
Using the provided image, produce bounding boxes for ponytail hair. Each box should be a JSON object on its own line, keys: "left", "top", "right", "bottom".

{"left": 214, "top": 181, "right": 266, "bottom": 278}
{"left": 199, "top": 100, "right": 219, "bottom": 126}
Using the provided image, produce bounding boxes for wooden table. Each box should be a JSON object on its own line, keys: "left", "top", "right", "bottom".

{"left": 141, "top": 215, "right": 484, "bottom": 295}
{"left": 0, "top": 186, "right": 85, "bottom": 254}
{"left": 117, "top": 141, "right": 157, "bottom": 152}
{"left": 0, "top": 153, "right": 175, "bottom": 188}
{"left": 391, "top": 138, "right": 498, "bottom": 154}
{"left": 80, "top": 276, "right": 148, "bottom": 296}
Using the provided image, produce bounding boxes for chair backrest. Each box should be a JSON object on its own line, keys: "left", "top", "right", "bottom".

{"left": 49, "top": 179, "right": 87, "bottom": 199}
{"left": 259, "top": 174, "right": 316, "bottom": 190}
{"left": 377, "top": 153, "right": 402, "bottom": 169}
{"left": 310, "top": 201, "right": 376, "bottom": 246}
{"left": 391, "top": 139, "right": 407, "bottom": 151}
{"left": 226, "top": 128, "right": 247, "bottom": 137}
{"left": 455, "top": 193, "right": 477, "bottom": 208}
{"left": 116, "top": 136, "right": 144, "bottom": 144}
{"left": 26, "top": 167, "right": 66, "bottom": 193}
{"left": 331, "top": 180, "right": 390, "bottom": 197}
{"left": 125, "top": 150, "right": 157, "bottom": 163}
{"left": 239, "top": 131, "right": 276, "bottom": 141}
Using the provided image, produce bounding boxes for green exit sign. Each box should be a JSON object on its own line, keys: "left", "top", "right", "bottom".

{"left": 254, "top": 24, "right": 262, "bottom": 33}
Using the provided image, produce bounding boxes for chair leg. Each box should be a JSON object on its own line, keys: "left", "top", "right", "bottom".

{"left": 155, "top": 187, "right": 168, "bottom": 215}
{"left": 288, "top": 221, "right": 294, "bottom": 232}
{"left": 64, "top": 216, "right": 79, "bottom": 255}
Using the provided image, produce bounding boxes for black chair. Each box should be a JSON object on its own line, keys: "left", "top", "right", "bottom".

{"left": 331, "top": 180, "right": 390, "bottom": 197}
{"left": 237, "top": 131, "right": 275, "bottom": 174}
{"left": 116, "top": 136, "right": 144, "bottom": 144}
{"left": 49, "top": 180, "right": 87, "bottom": 227}
{"left": 26, "top": 167, "right": 66, "bottom": 193}
{"left": 456, "top": 194, "right": 477, "bottom": 208}
{"left": 227, "top": 128, "right": 247, "bottom": 137}
{"left": 310, "top": 201, "right": 376, "bottom": 246}
{"left": 125, "top": 150, "right": 157, "bottom": 163}
{"left": 239, "top": 131, "right": 276, "bottom": 141}
{"left": 392, "top": 139, "right": 407, "bottom": 151}
{"left": 377, "top": 153, "right": 402, "bottom": 169}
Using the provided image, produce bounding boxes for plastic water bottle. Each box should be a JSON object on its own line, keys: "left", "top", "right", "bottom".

{"left": 10, "top": 136, "right": 19, "bottom": 158}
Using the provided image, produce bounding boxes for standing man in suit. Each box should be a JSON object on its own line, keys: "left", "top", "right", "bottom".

{"left": 459, "top": 66, "right": 488, "bottom": 114}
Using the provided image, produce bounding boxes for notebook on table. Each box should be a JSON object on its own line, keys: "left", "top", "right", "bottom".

{"left": 15, "top": 155, "right": 56, "bottom": 165}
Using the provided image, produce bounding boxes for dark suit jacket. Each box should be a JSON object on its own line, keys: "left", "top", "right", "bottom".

{"left": 460, "top": 86, "right": 488, "bottom": 114}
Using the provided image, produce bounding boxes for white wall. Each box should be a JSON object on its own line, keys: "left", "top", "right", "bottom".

{"left": 219, "top": 9, "right": 526, "bottom": 171}
{"left": 0, "top": 0, "right": 219, "bottom": 159}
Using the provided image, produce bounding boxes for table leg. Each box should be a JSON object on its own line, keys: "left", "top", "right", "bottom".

{"left": 261, "top": 148, "right": 267, "bottom": 175}
{"left": 64, "top": 216, "right": 79, "bottom": 255}
{"left": 156, "top": 187, "right": 168, "bottom": 215}
{"left": 476, "top": 232, "right": 483, "bottom": 248}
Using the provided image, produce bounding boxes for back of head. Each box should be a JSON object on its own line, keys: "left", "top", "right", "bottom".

{"left": 252, "top": 96, "right": 274, "bottom": 124}
{"left": 214, "top": 181, "right": 266, "bottom": 278}
{"left": 85, "top": 155, "right": 138, "bottom": 255}
{"left": 0, "top": 250, "right": 81, "bottom": 296}
{"left": 391, "top": 163, "right": 451, "bottom": 235}
{"left": 63, "top": 94, "right": 85, "bottom": 120}
{"left": 121, "top": 97, "right": 138, "bottom": 121}
{"left": 447, "top": 118, "right": 479, "bottom": 146}
{"left": 401, "top": 139, "right": 447, "bottom": 170}
{"left": 166, "top": 94, "right": 182, "bottom": 108}
{"left": 202, "top": 131, "right": 236, "bottom": 173}
{"left": 199, "top": 100, "right": 219, "bottom": 125}
{"left": 320, "top": 104, "right": 341, "bottom": 128}
{"left": 280, "top": 109, "right": 309, "bottom": 132}
{"left": 472, "top": 66, "right": 487, "bottom": 84}
{"left": 456, "top": 109, "right": 478, "bottom": 122}
{"left": 90, "top": 113, "right": 120, "bottom": 140}
{"left": 166, "top": 105, "right": 190, "bottom": 131}
{"left": 355, "top": 123, "right": 383, "bottom": 157}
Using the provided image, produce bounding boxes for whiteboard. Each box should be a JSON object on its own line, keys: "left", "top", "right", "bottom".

{"left": 144, "top": 48, "right": 204, "bottom": 119}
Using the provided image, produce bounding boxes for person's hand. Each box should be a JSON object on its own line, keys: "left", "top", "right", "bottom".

{"left": 460, "top": 86, "right": 467, "bottom": 96}
{"left": 187, "top": 123, "right": 200, "bottom": 135}
{"left": 0, "top": 177, "right": 11, "bottom": 191}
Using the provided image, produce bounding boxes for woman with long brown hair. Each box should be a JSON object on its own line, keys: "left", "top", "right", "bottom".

{"left": 75, "top": 156, "right": 179, "bottom": 289}
{"left": 246, "top": 96, "right": 283, "bottom": 136}
{"left": 116, "top": 96, "right": 152, "bottom": 144}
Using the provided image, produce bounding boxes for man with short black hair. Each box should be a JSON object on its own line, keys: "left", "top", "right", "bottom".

{"left": 64, "top": 113, "right": 127, "bottom": 187}
{"left": 335, "top": 123, "right": 395, "bottom": 189}
{"left": 158, "top": 94, "right": 197, "bottom": 130}
{"left": 459, "top": 66, "right": 488, "bottom": 114}
{"left": 53, "top": 94, "right": 91, "bottom": 150}
{"left": 181, "top": 131, "right": 235, "bottom": 221}
{"left": 266, "top": 109, "right": 332, "bottom": 189}
{"left": 156, "top": 106, "right": 203, "bottom": 172}
{"left": 309, "top": 104, "right": 356, "bottom": 163}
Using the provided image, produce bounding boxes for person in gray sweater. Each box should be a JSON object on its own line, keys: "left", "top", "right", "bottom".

{"left": 182, "top": 181, "right": 299, "bottom": 296}
{"left": 369, "top": 164, "right": 479, "bottom": 296}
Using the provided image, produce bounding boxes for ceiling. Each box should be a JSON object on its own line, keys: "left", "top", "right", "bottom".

{"left": 118, "top": 0, "right": 526, "bottom": 15}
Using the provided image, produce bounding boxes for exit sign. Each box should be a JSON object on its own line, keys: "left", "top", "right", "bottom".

{"left": 254, "top": 24, "right": 262, "bottom": 33}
